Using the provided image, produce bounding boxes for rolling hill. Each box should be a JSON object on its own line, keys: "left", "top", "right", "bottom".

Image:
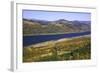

{"left": 23, "top": 18, "right": 91, "bottom": 35}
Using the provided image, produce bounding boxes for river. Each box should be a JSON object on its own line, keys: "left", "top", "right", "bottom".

{"left": 23, "top": 31, "right": 90, "bottom": 47}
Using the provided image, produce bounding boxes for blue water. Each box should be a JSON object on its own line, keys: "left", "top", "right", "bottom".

{"left": 23, "top": 31, "right": 90, "bottom": 47}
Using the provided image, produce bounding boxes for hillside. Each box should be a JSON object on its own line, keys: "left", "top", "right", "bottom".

{"left": 23, "top": 19, "right": 91, "bottom": 35}
{"left": 23, "top": 36, "right": 91, "bottom": 62}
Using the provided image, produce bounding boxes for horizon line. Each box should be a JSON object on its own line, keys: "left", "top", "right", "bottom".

{"left": 23, "top": 18, "right": 91, "bottom": 22}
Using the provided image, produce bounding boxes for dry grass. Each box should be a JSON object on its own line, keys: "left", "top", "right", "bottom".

{"left": 23, "top": 36, "right": 91, "bottom": 62}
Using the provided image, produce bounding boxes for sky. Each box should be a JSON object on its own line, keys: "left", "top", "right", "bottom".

{"left": 23, "top": 10, "right": 91, "bottom": 21}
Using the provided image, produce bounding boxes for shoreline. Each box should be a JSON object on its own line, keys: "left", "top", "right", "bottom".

{"left": 23, "top": 31, "right": 91, "bottom": 36}
{"left": 24, "top": 35, "right": 90, "bottom": 48}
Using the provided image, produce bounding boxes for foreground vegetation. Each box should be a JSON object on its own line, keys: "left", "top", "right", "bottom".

{"left": 23, "top": 36, "right": 91, "bottom": 62}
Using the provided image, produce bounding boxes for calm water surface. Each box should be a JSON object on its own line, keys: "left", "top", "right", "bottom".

{"left": 23, "top": 32, "right": 90, "bottom": 47}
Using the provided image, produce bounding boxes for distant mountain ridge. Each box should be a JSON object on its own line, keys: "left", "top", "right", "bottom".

{"left": 23, "top": 18, "right": 91, "bottom": 35}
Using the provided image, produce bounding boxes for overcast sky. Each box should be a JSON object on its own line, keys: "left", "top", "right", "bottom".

{"left": 23, "top": 10, "right": 91, "bottom": 21}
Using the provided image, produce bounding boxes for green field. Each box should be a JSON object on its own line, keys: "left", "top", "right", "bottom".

{"left": 23, "top": 36, "right": 91, "bottom": 62}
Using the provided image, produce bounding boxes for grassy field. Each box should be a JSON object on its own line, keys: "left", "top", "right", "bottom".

{"left": 23, "top": 36, "right": 91, "bottom": 62}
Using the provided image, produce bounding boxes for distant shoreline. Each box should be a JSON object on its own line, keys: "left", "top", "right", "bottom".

{"left": 23, "top": 31, "right": 91, "bottom": 36}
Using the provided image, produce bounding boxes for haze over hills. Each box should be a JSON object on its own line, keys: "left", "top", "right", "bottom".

{"left": 23, "top": 18, "right": 91, "bottom": 35}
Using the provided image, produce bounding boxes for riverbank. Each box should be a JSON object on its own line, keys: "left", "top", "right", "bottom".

{"left": 23, "top": 35, "right": 91, "bottom": 62}
{"left": 24, "top": 35, "right": 90, "bottom": 48}
{"left": 23, "top": 31, "right": 90, "bottom": 36}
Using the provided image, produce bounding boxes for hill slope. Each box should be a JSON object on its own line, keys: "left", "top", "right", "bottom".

{"left": 23, "top": 19, "right": 91, "bottom": 35}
